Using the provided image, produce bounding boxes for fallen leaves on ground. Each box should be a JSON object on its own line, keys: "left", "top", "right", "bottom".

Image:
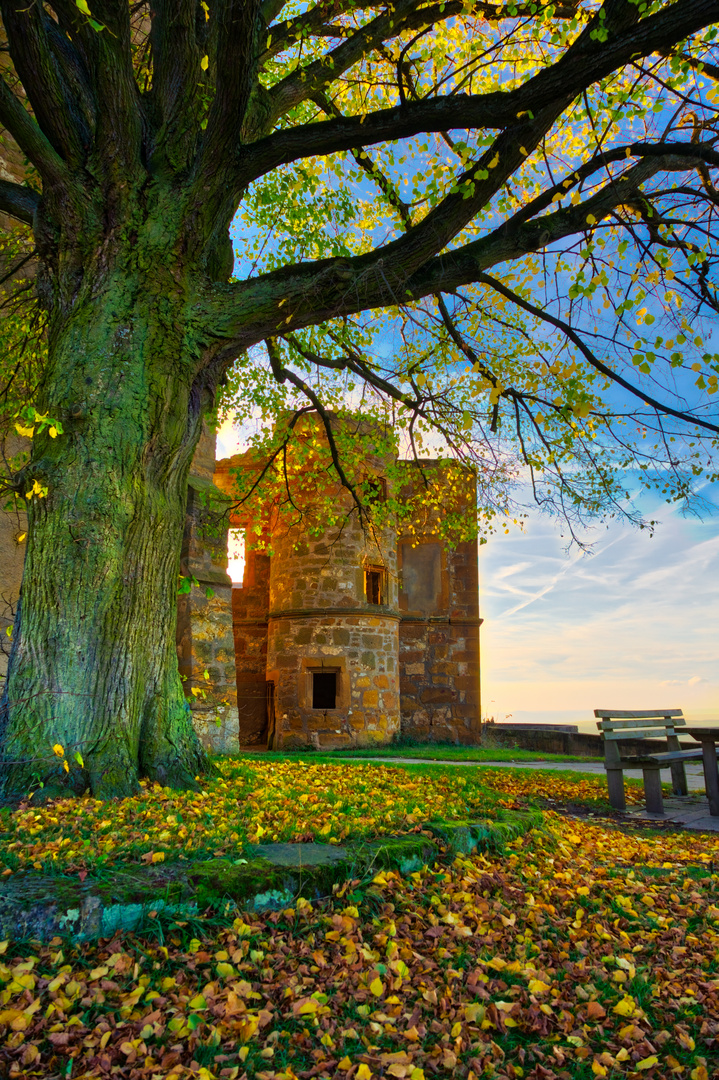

{"left": 0, "top": 760, "right": 641, "bottom": 874}
{"left": 1, "top": 814, "right": 718, "bottom": 1079}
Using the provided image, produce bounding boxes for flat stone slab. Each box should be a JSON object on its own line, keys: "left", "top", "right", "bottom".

{"left": 253, "top": 842, "right": 348, "bottom": 867}
{"left": 0, "top": 812, "right": 539, "bottom": 941}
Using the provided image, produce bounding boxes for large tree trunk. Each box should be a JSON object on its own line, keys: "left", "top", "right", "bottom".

{"left": 0, "top": 266, "right": 214, "bottom": 799}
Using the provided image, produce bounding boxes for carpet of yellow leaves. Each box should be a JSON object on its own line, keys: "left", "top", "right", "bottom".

{"left": 1, "top": 814, "right": 718, "bottom": 1079}
{"left": 0, "top": 761, "right": 639, "bottom": 874}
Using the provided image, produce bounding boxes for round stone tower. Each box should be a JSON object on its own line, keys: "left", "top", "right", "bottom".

{"left": 266, "top": 414, "right": 400, "bottom": 748}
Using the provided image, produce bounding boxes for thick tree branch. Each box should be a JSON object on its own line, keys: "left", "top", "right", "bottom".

{"left": 0, "top": 179, "right": 40, "bottom": 225}
{"left": 265, "top": 0, "right": 427, "bottom": 127}
{"left": 240, "top": 0, "right": 715, "bottom": 186}
{"left": 149, "top": 0, "right": 202, "bottom": 172}
{"left": 201, "top": 0, "right": 264, "bottom": 166}
{"left": 0, "top": 0, "right": 87, "bottom": 166}
{"left": 0, "top": 73, "right": 70, "bottom": 185}
{"left": 62, "top": 0, "right": 144, "bottom": 181}
{"left": 206, "top": 147, "right": 707, "bottom": 358}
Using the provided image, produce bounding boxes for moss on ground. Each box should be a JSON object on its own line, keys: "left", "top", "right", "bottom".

{"left": 0, "top": 811, "right": 539, "bottom": 940}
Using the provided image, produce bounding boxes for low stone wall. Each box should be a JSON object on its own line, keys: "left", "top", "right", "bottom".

{"left": 482, "top": 724, "right": 695, "bottom": 758}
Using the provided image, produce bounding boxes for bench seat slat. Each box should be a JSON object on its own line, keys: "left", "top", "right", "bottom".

{"left": 618, "top": 750, "right": 705, "bottom": 766}
{"left": 595, "top": 709, "right": 684, "bottom": 719}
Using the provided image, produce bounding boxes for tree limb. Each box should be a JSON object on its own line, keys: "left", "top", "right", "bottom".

{"left": 0, "top": 73, "right": 70, "bottom": 185}
{"left": 0, "top": 0, "right": 88, "bottom": 166}
{"left": 0, "top": 180, "right": 40, "bottom": 226}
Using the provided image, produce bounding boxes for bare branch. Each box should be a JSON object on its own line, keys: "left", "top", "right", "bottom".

{"left": 477, "top": 271, "right": 719, "bottom": 435}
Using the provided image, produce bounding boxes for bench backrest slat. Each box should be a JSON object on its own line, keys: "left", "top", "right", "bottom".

{"left": 597, "top": 717, "right": 685, "bottom": 732}
{"left": 594, "top": 709, "right": 683, "bottom": 719}
{"left": 603, "top": 731, "right": 671, "bottom": 741}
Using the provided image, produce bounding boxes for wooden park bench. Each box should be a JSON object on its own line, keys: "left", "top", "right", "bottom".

{"left": 595, "top": 709, "right": 703, "bottom": 814}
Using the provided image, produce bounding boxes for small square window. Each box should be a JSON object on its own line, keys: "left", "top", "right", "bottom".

{"left": 365, "top": 566, "right": 385, "bottom": 605}
{"left": 312, "top": 671, "right": 338, "bottom": 709}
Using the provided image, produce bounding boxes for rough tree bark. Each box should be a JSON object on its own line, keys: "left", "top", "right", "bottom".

{"left": 2, "top": 237, "right": 221, "bottom": 797}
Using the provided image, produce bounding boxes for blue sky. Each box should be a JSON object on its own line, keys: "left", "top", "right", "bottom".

{"left": 479, "top": 484, "right": 719, "bottom": 733}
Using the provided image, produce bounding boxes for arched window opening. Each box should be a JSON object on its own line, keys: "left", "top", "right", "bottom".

{"left": 227, "top": 528, "right": 246, "bottom": 585}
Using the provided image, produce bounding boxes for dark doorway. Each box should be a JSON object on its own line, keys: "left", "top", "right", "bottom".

{"left": 312, "top": 671, "right": 337, "bottom": 709}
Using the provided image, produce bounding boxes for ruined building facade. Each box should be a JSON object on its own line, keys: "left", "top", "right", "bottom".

{"left": 209, "top": 418, "right": 482, "bottom": 751}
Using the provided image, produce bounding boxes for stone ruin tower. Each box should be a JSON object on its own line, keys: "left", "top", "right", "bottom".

{"left": 214, "top": 412, "right": 482, "bottom": 750}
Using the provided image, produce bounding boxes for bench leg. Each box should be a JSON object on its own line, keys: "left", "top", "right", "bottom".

{"left": 606, "top": 768, "right": 626, "bottom": 811}
{"left": 642, "top": 765, "right": 664, "bottom": 815}
{"left": 670, "top": 761, "right": 688, "bottom": 797}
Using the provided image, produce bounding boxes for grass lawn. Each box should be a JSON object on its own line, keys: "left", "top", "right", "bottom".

{"left": 284, "top": 745, "right": 604, "bottom": 764}
{"left": 0, "top": 759, "right": 637, "bottom": 876}
{"left": 1, "top": 808, "right": 718, "bottom": 1079}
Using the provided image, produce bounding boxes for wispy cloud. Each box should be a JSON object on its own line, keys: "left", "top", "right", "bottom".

{"left": 480, "top": 488, "right": 719, "bottom": 727}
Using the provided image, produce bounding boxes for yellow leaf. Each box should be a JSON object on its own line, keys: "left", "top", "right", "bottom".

{"left": 76, "top": 0, "right": 92, "bottom": 14}
{"left": 152, "top": 851, "right": 165, "bottom": 863}
{"left": 488, "top": 154, "right": 499, "bottom": 168}
{"left": 53, "top": 744, "right": 64, "bottom": 757}
{"left": 528, "top": 979, "right": 551, "bottom": 995}
{"left": 15, "top": 424, "right": 34, "bottom": 437}
{"left": 216, "top": 962, "right": 235, "bottom": 979}
{"left": 49, "top": 426, "right": 58, "bottom": 438}
{"left": 356, "top": 1066, "right": 372, "bottom": 1080}
{"left": 201, "top": 55, "right": 209, "bottom": 70}
{"left": 16, "top": 533, "right": 26, "bottom": 543}
{"left": 586, "top": 214, "right": 597, "bottom": 225}
{"left": 691, "top": 1068, "right": 709, "bottom": 1080}
{"left": 338, "top": 1057, "right": 352, "bottom": 1070}
{"left": 369, "top": 977, "right": 384, "bottom": 997}
{"left": 591, "top": 1062, "right": 608, "bottom": 1078}
{"left": 612, "top": 996, "right": 635, "bottom": 1016}
{"left": 636, "top": 1057, "right": 658, "bottom": 1071}
{"left": 63, "top": 760, "right": 69, "bottom": 773}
